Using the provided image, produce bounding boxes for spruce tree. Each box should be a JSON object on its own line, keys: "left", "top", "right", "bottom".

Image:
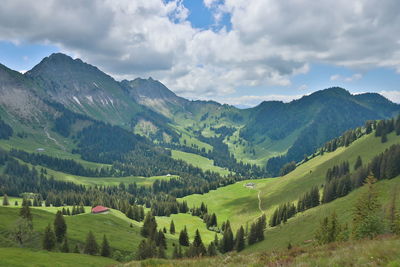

{"left": 354, "top": 156, "right": 363, "bottom": 170}
{"left": 61, "top": 237, "right": 70, "bottom": 253}
{"left": 20, "top": 199, "right": 33, "bottom": 223}
{"left": 42, "top": 224, "right": 56, "bottom": 251}
{"left": 136, "top": 239, "right": 156, "bottom": 260}
{"left": 207, "top": 242, "right": 217, "bottom": 256}
{"left": 54, "top": 211, "right": 67, "bottom": 243}
{"left": 100, "top": 234, "right": 111, "bottom": 257}
{"left": 191, "top": 229, "right": 206, "bottom": 256}
{"left": 248, "top": 222, "right": 257, "bottom": 245}
{"left": 352, "top": 174, "right": 383, "bottom": 239}
{"left": 179, "top": 226, "right": 189, "bottom": 246}
{"left": 2, "top": 194, "right": 9, "bottom": 206}
{"left": 172, "top": 244, "right": 180, "bottom": 259}
{"left": 73, "top": 244, "right": 80, "bottom": 253}
{"left": 156, "top": 229, "right": 167, "bottom": 248}
{"left": 141, "top": 212, "right": 157, "bottom": 239}
{"left": 220, "top": 221, "right": 234, "bottom": 252}
{"left": 84, "top": 231, "right": 98, "bottom": 255}
{"left": 235, "top": 226, "right": 245, "bottom": 252}
{"left": 170, "top": 220, "right": 175, "bottom": 234}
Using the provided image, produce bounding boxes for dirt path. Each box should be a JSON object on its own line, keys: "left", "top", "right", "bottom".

{"left": 257, "top": 189, "right": 264, "bottom": 214}
{"left": 44, "top": 126, "right": 66, "bottom": 151}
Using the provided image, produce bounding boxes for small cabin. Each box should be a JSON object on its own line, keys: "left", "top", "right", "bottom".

{"left": 91, "top": 205, "right": 109, "bottom": 214}
{"left": 245, "top": 182, "right": 255, "bottom": 188}
{"left": 36, "top": 148, "right": 45, "bottom": 152}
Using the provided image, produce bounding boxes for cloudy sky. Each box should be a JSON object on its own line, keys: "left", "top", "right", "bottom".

{"left": 0, "top": 0, "right": 400, "bottom": 107}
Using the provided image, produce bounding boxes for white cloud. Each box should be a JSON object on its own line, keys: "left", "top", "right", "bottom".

{"left": 0, "top": 0, "right": 399, "bottom": 100}
{"left": 298, "top": 84, "right": 308, "bottom": 90}
{"left": 221, "top": 93, "right": 306, "bottom": 107}
{"left": 330, "top": 73, "right": 362, "bottom": 82}
{"left": 380, "top": 90, "right": 400, "bottom": 103}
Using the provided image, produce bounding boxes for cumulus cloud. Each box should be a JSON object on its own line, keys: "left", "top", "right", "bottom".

{"left": 221, "top": 93, "right": 307, "bottom": 107}
{"left": 0, "top": 0, "right": 399, "bottom": 100}
{"left": 380, "top": 90, "right": 400, "bottom": 103}
{"left": 330, "top": 73, "right": 363, "bottom": 82}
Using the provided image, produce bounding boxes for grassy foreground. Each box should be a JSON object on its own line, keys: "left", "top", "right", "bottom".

{"left": 122, "top": 236, "right": 400, "bottom": 267}
{"left": 0, "top": 247, "right": 117, "bottom": 267}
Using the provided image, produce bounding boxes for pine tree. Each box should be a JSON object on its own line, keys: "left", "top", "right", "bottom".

{"left": 157, "top": 244, "right": 166, "bottom": 258}
{"left": 100, "top": 234, "right": 111, "bottom": 257}
{"left": 191, "top": 229, "right": 206, "bottom": 256}
{"left": 42, "top": 224, "right": 56, "bottom": 251}
{"left": 354, "top": 156, "right": 363, "bottom": 170}
{"left": 54, "top": 211, "right": 67, "bottom": 243}
{"left": 315, "top": 217, "right": 329, "bottom": 245}
{"left": 156, "top": 229, "right": 167, "bottom": 248}
{"left": 20, "top": 199, "right": 33, "bottom": 223}
{"left": 61, "top": 237, "right": 70, "bottom": 253}
{"left": 136, "top": 239, "right": 156, "bottom": 260}
{"left": 248, "top": 222, "right": 257, "bottom": 245}
{"left": 352, "top": 174, "right": 383, "bottom": 239}
{"left": 169, "top": 220, "right": 175, "bottom": 234}
{"left": 73, "top": 244, "right": 80, "bottom": 253}
{"left": 172, "top": 244, "right": 180, "bottom": 259}
{"left": 207, "top": 241, "right": 217, "bottom": 256}
{"left": 220, "top": 221, "right": 234, "bottom": 253}
{"left": 328, "top": 212, "right": 340, "bottom": 243}
{"left": 179, "top": 226, "right": 189, "bottom": 246}
{"left": 141, "top": 212, "right": 157, "bottom": 239}
{"left": 256, "top": 214, "right": 266, "bottom": 242}
{"left": 381, "top": 131, "right": 388, "bottom": 143}
{"left": 235, "top": 226, "right": 245, "bottom": 252}
{"left": 2, "top": 194, "right": 9, "bottom": 206}
{"left": 84, "top": 231, "right": 98, "bottom": 255}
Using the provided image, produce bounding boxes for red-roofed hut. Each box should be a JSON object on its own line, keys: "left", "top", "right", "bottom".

{"left": 91, "top": 205, "right": 109, "bottom": 214}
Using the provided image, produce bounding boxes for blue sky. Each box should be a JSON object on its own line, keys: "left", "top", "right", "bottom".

{"left": 0, "top": 0, "right": 399, "bottom": 106}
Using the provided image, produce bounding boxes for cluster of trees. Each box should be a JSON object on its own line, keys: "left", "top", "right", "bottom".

{"left": 270, "top": 186, "right": 319, "bottom": 227}
{"left": 125, "top": 204, "right": 145, "bottom": 222}
{"left": 316, "top": 173, "right": 400, "bottom": 246}
{"left": 248, "top": 215, "right": 266, "bottom": 245}
{"left": 297, "top": 186, "right": 320, "bottom": 212}
{"left": 375, "top": 116, "right": 400, "bottom": 143}
{"left": 137, "top": 212, "right": 168, "bottom": 259}
{"left": 269, "top": 203, "right": 296, "bottom": 227}
{"left": 9, "top": 149, "right": 109, "bottom": 177}
{"left": 323, "top": 145, "right": 400, "bottom": 204}
{"left": 60, "top": 205, "right": 85, "bottom": 216}
{"left": 0, "top": 117, "right": 13, "bottom": 139}
{"left": 279, "top": 161, "right": 296, "bottom": 176}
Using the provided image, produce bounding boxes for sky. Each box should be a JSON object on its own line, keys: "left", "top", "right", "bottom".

{"left": 0, "top": 0, "right": 399, "bottom": 107}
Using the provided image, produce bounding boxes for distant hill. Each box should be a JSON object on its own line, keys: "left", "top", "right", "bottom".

{"left": 1, "top": 54, "right": 399, "bottom": 176}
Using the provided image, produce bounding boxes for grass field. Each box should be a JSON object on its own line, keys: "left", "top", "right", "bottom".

{"left": 0, "top": 247, "right": 117, "bottom": 267}
{"left": 125, "top": 236, "right": 400, "bottom": 267}
{"left": 171, "top": 150, "right": 231, "bottom": 176}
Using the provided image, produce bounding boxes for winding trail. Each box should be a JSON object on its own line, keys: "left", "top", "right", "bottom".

{"left": 44, "top": 126, "right": 66, "bottom": 151}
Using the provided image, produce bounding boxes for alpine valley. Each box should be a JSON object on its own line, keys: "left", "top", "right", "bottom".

{"left": 1, "top": 53, "right": 400, "bottom": 267}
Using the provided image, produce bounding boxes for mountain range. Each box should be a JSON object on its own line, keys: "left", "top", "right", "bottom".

{"left": 1, "top": 53, "right": 399, "bottom": 175}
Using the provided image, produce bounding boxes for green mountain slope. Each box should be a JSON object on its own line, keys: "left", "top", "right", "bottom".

{"left": 183, "top": 131, "right": 400, "bottom": 237}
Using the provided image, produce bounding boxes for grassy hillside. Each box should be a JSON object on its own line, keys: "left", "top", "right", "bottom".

{"left": 183, "top": 132, "right": 400, "bottom": 232}
{"left": 125, "top": 236, "right": 400, "bottom": 267}
{"left": 171, "top": 150, "right": 230, "bottom": 176}
{"left": 0, "top": 247, "right": 117, "bottom": 267}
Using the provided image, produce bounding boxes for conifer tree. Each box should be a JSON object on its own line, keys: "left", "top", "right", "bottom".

{"left": 100, "top": 234, "right": 111, "bottom": 257}
{"left": 136, "top": 239, "right": 156, "bottom": 260}
{"left": 54, "top": 211, "right": 67, "bottom": 243}
{"left": 141, "top": 212, "right": 157, "bottom": 239}
{"left": 191, "top": 229, "right": 206, "bottom": 256}
{"left": 248, "top": 222, "right": 257, "bottom": 245}
{"left": 207, "top": 241, "right": 217, "bottom": 256}
{"left": 156, "top": 229, "right": 167, "bottom": 248}
{"left": 169, "top": 220, "right": 175, "bottom": 234}
{"left": 43, "top": 224, "right": 56, "bottom": 251}
{"left": 220, "top": 221, "right": 234, "bottom": 253}
{"left": 73, "top": 244, "right": 80, "bottom": 253}
{"left": 84, "top": 231, "right": 98, "bottom": 255}
{"left": 20, "top": 199, "right": 33, "bottom": 223}
{"left": 352, "top": 174, "right": 383, "bottom": 239}
{"left": 2, "top": 194, "right": 9, "bottom": 206}
{"left": 179, "top": 226, "right": 189, "bottom": 246}
{"left": 235, "top": 226, "right": 245, "bottom": 252}
{"left": 61, "top": 237, "right": 70, "bottom": 253}
{"left": 354, "top": 156, "right": 363, "bottom": 170}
